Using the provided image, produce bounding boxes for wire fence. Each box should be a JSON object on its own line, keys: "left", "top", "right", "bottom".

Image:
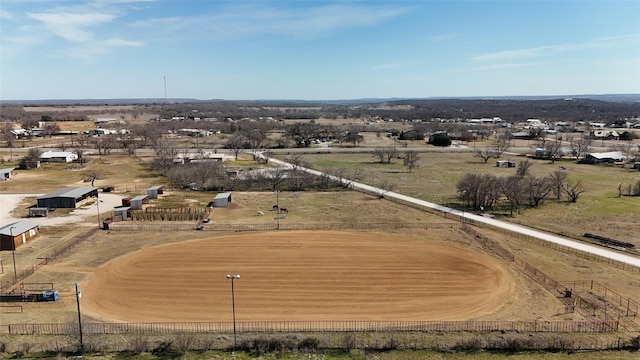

{"left": 1, "top": 320, "right": 619, "bottom": 336}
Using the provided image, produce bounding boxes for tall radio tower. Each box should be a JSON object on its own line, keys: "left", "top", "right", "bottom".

{"left": 163, "top": 76, "right": 167, "bottom": 100}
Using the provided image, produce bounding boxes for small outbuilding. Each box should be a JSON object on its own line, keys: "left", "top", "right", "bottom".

{"left": 213, "top": 192, "right": 232, "bottom": 208}
{"left": 39, "top": 151, "right": 78, "bottom": 163}
{"left": 0, "top": 220, "right": 40, "bottom": 250}
{"left": 0, "top": 167, "right": 14, "bottom": 180}
{"left": 147, "top": 185, "right": 164, "bottom": 199}
{"left": 113, "top": 206, "right": 132, "bottom": 221}
{"left": 496, "top": 160, "right": 516, "bottom": 168}
{"left": 37, "top": 187, "right": 98, "bottom": 208}
{"left": 130, "top": 195, "right": 150, "bottom": 210}
{"left": 29, "top": 207, "right": 50, "bottom": 217}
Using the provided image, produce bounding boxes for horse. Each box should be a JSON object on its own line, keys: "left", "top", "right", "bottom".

{"left": 279, "top": 208, "right": 288, "bottom": 214}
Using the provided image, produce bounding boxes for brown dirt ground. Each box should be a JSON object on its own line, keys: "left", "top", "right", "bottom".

{"left": 79, "top": 231, "right": 513, "bottom": 323}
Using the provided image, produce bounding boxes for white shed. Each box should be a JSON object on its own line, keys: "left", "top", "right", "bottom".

{"left": 213, "top": 192, "right": 232, "bottom": 208}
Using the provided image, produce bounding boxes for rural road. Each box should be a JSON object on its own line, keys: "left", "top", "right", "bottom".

{"left": 261, "top": 153, "right": 640, "bottom": 268}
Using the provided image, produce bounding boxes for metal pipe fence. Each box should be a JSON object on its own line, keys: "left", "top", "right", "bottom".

{"left": 105, "top": 222, "right": 460, "bottom": 232}
{"left": 2, "top": 320, "right": 619, "bottom": 336}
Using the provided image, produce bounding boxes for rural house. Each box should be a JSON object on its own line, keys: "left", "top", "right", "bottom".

{"left": 0, "top": 220, "right": 40, "bottom": 250}
{"left": 36, "top": 187, "right": 98, "bottom": 208}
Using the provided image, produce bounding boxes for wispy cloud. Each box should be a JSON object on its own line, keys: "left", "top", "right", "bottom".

{"left": 132, "top": 3, "right": 412, "bottom": 41}
{"left": 27, "top": 11, "right": 116, "bottom": 42}
{"left": 471, "top": 34, "right": 640, "bottom": 63}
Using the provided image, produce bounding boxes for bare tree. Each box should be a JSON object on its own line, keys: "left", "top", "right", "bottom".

{"left": 456, "top": 173, "right": 500, "bottom": 210}
{"left": 328, "top": 168, "right": 362, "bottom": 189}
{"left": 525, "top": 175, "right": 552, "bottom": 207}
{"left": 569, "top": 136, "right": 591, "bottom": 160}
{"left": 473, "top": 146, "right": 495, "bottom": 163}
{"left": 82, "top": 170, "right": 103, "bottom": 187}
{"left": 540, "top": 136, "right": 563, "bottom": 164}
{"left": 226, "top": 132, "right": 247, "bottom": 160}
{"left": 21, "top": 147, "right": 43, "bottom": 168}
{"left": 403, "top": 150, "right": 420, "bottom": 172}
{"left": 151, "top": 137, "right": 179, "bottom": 169}
{"left": 90, "top": 134, "right": 116, "bottom": 155}
{"left": 492, "top": 134, "right": 511, "bottom": 158}
{"left": 376, "top": 179, "right": 396, "bottom": 198}
{"left": 548, "top": 170, "right": 568, "bottom": 200}
{"left": 501, "top": 176, "right": 526, "bottom": 215}
{"left": 43, "top": 122, "right": 61, "bottom": 138}
{"left": 371, "top": 147, "right": 386, "bottom": 163}
{"left": 516, "top": 159, "right": 533, "bottom": 177}
{"left": 384, "top": 145, "right": 398, "bottom": 164}
{"left": 0, "top": 122, "right": 15, "bottom": 160}
{"left": 563, "top": 179, "right": 585, "bottom": 202}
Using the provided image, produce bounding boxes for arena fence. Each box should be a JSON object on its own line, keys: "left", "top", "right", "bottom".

{"left": 1, "top": 320, "right": 619, "bottom": 336}
{"left": 105, "top": 222, "right": 460, "bottom": 232}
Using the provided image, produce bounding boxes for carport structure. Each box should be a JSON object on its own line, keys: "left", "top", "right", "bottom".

{"left": 36, "top": 187, "right": 98, "bottom": 209}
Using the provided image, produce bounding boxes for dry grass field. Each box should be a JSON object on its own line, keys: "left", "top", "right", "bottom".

{"left": 294, "top": 148, "right": 640, "bottom": 245}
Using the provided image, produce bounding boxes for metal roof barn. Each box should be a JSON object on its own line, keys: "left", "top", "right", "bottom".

{"left": 36, "top": 187, "right": 98, "bottom": 208}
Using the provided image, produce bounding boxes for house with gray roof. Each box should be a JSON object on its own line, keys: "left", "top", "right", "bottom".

{"left": 36, "top": 187, "right": 98, "bottom": 208}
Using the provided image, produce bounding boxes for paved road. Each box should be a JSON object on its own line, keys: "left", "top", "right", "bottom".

{"left": 262, "top": 153, "right": 640, "bottom": 268}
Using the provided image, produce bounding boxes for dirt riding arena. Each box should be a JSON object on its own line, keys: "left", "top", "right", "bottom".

{"left": 81, "top": 231, "right": 513, "bottom": 323}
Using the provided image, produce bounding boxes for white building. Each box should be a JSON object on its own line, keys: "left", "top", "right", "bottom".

{"left": 39, "top": 151, "right": 78, "bottom": 163}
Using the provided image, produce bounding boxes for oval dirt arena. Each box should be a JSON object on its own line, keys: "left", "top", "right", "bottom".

{"left": 82, "top": 231, "right": 512, "bottom": 323}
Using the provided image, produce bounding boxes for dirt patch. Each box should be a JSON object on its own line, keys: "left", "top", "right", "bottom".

{"left": 80, "top": 231, "right": 513, "bottom": 323}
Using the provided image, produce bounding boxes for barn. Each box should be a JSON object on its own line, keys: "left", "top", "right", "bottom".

{"left": 130, "top": 195, "right": 150, "bottom": 210}
{"left": 36, "top": 187, "right": 98, "bottom": 209}
{"left": 213, "top": 192, "right": 232, "bottom": 208}
{"left": 39, "top": 151, "right": 78, "bottom": 163}
{"left": 0, "top": 167, "right": 14, "bottom": 181}
{"left": 585, "top": 151, "right": 626, "bottom": 164}
{"left": 0, "top": 220, "right": 40, "bottom": 250}
{"left": 147, "top": 185, "right": 164, "bottom": 199}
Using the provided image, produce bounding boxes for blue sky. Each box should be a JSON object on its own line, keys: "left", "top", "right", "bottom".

{"left": 1, "top": 0, "right": 639, "bottom": 100}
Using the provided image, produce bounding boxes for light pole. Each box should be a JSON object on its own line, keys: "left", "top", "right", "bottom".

{"left": 275, "top": 191, "right": 280, "bottom": 230}
{"left": 96, "top": 190, "right": 101, "bottom": 229}
{"left": 10, "top": 226, "right": 17, "bottom": 283}
{"left": 75, "top": 283, "right": 83, "bottom": 351}
{"left": 226, "top": 274, "right": 240, "bottom": 349}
